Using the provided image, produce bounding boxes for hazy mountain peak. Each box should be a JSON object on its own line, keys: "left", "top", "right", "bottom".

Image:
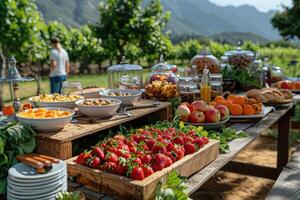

{"left": 36, "top": 0, "right": 280, "bottom": 40}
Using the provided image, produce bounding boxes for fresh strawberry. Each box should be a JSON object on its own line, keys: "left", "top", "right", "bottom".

{"left": 153, "top": 154, "right": 166, "bottom": 170}
{"left": 133, "top": 157, "right": 143, "bottom": 166}
{"left": 153, "top": 144, "right": 167, "bottom": 154}
{"left": 184, "top": 143, "right": 196, "bottom": 154}
{"left": 166, "top": 143, "right": 175, "bottom": 151}
{"left": 91, "top": 147, "right": 105, "bottom": 160}
{"left": 141, "top": 155, "right": 152, "bottom": 164}
{"left": 146, "top": 139, "right": 156, "bottom": 150}
{"left": 173, "top": 137, "right": 184, "bottom": 145}
{"left": 114, "top": 134, "right": 125, "bottom": 142}
{"left": 116, "top": 158, "right": 128, "bottom": 175}
{"left": 131, "top": 167, "right": 145, "bottom": 180}
{"left": 165, "top": 156, "right": 173, "bottom": 167}
{"left": 75, "top": 152, "right": 91, "bottom": 165}
{"left": 129, "top": 146, "right": 137, "bottom": 154}
{"left": 142, "top": 166, "right": 154, "bottom": 177}
{"left": 90, "top": 157, "right": 101, "bottom": 169}
{"left": 193, "top": 137, "right": 204, "bottom": 148}
{"left": 202, "top": 137, "right": 209, "bottom": 144}
{"left": 106, "top": 152, "right": 118, "bottom": 163}
{"left": 101, "top": 162, "right": 117, "bottom": 173}
{"left": 183, "top": 136, "right": 193, "bottom": 143}
{"left": 175, "top": 148, "right": 185, "bottom": 160}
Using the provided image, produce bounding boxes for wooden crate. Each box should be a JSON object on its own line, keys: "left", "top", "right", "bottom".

{"left": 67, "top": 139, "right": 219, "bottom": 200}
{"left": 36, "top": 100, "right": 171, "bottom": 160}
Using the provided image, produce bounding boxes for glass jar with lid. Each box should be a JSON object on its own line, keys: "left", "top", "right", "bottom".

{"left": 107, "top": 57, "right": 143, "bottom": 90}
{"left": 224, "top": 46, "right": 255, "bottom": 69}
{"left": 178, "top": 76, "right": 200, "bottom": 103}
{"left": 190, "top": 50, "right": 220, "bottom": 74}
{"left": 271, "top": 66, "right": 283, "bottom": 83}
{"left": 145, "top": 61, "right": 179, "bottom": 101}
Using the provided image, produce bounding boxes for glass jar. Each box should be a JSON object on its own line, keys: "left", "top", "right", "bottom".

{"left": 145, "top": 62, "right": 179, "bottom": 101}
{"left": 107, "top": 57, "right": 143, "bottom": 89}
{"left": 271, "top": 66, "right": 283, "bottom": 83}
{"left": 178, "top": 76, "right": 199, "bottom": 103}
{"left": 190, "top": 50, "right": 220, "bottom": 74}
{"left": 210, "top": 81, "right": 223, "bottom": 99}
{"left": 225, "top": 46, "right": 255, "bottom": 69}
{"left": 61, "top": 81, "right": 83, "bottom": 95}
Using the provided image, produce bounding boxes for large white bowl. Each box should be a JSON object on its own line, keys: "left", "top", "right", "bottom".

{"left": 16, "top": 107, "right": 74, "bottom": 132}
{"left": 75, "top": 98, "right": 121, "bottom": 118}
{"left": 29, "top": 95, "right": 84, "bottom": 109}
{"left": 99, "top": 89, "right": 141, "bottom": 105}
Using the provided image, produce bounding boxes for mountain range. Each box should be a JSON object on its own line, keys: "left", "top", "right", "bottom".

{"left": 36, "top": 0, "right": 280, "bottom": 41}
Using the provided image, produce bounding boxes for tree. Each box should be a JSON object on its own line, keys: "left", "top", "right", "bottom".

{"left": 69, "top": 25, "right": 104, "bottom": 73}
{"left": 93, "top": 0, "right": 170, "bottom": 64}
{"left": 0, "top": 0, "right": 46, "bottom": 107}
{"left": 271, "top": 0, "right": 300, "bottom": 39}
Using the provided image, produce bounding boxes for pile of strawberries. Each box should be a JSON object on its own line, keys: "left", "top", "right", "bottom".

{"left": 75, "top": 127, "right": 209, "bottom": 180}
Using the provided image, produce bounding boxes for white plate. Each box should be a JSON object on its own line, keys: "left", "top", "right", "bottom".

{"left": 230, "top": 106, "right": 273, "bottom": 119}
{"left": 8, "top": 169, "right": 65, "bottom": 184}
{"left": 99, "top": 89, "right": 141, "bottom": 105}
{"left": 7, "top": 185, "right": 65, "bottom": 200}
{"left": 185, "top": 117, "right": 229, "bottom": 130}
{"left": 8, "top": 173, "right": 66, "bottom": 188}
{"left": 8, "top": 161, "right": 66, "bottom": 180}
{"left": 8, "top": 180, "right": 65, "bottom": 196}
{"left": 6, "top": 194, "right": 54, "bottom": 200}
{"left": 16, "top": 108, "right": 74, "bottom": 132}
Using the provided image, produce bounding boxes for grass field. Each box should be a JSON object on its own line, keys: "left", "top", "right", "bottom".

{"left": 2, "top": 73, "right": 150, "bottom": 104}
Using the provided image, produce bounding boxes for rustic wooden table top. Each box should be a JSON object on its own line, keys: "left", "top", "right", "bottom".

{"left": 69, "top": 103, "right": 295, "bottom": 200}
{"left": 185, "top": 103, "right": 295, "bottom": 195}
{"left": 36, "top": 100, "right": 171, "bottom": 142}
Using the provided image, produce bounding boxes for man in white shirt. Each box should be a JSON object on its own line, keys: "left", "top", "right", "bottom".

{"left": 49, "top": 38, "right": 70, "bottom": 93}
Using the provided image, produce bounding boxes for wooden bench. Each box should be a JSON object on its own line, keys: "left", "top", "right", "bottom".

{"left": 266, "top": 144, "right": 300, "bottom": 200}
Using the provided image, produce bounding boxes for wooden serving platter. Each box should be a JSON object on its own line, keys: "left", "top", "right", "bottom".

{"left": 67, "top": 139, "right": 219, "bottom": 200}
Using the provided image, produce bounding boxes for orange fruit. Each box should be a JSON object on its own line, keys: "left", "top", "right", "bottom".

{"left": 209, "top": 101, "right": 216, "bottom": 107}
{"left": 229, "top": 104, "right": 243, "bottom": 116}
{"left": 243, "top": 105, "right": 255, "bottom": 115}
{"left": 214, "top": 96, "right": 225, "bottom": 103}
{"left": 233, "top": 96, "right": 245, "bottom": 106}
{"left": 216, "top": 100, "right": 226, "bottom": 106}
{"left": 223, "top": 100, "right": 233, "bottom": 109}
{"left": 227, "top": 95, "right": 236, "bottom": 101}
{"left": 3, "top": 106, "right": 15, "bottom": 116}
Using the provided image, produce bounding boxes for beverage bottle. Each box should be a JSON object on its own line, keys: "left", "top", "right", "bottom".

{"left": 200, "top": 67, "right": 211, "bottom": 103}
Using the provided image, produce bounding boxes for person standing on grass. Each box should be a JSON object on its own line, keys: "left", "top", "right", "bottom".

{"left": 49, "top": 38, "right": 70, "bottom": 94}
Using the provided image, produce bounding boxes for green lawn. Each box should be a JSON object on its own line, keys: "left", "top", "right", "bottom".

{"left": 3, "top": 74, "right": 108, "bottom": 104}
{"left": 2, "top": 73, "right": 150, "bottom": 105}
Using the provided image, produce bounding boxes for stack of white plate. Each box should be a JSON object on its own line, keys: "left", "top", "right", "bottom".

{"left": 7, "top": 161, "right": 67, "bottom": 200}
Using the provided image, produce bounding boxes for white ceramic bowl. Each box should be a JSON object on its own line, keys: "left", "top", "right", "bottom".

{"left": 29, "top": 95, "right": 84, "bottom": 109}
{"left": 16, "top": 107, "right": 74, "bottom": 132}
{"left": 75, "top": 98, "right": 121, "bottom": 118}
{"left": 99, "top": 89, "right": 141, "bottom": 105}
{"left": 71, "top": 88, "right": 104, "bottom": 98}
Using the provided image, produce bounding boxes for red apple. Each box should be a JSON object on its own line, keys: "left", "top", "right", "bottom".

{"left": 281, "top": 81, "right": 292, "bottom": 89}
{"left": 208, "top": 105, "right": 215, "bottom": 110}
{"left": 176, "top": 105, "right": 190, "bottom": 122}
{"left": 205, "top": 108, "right": 221, "bottom": 123}
{"left": 215, "top": 105, "right": 229, "bottom": 121}
{"left": 181, "top": 102, "right": 193, "bottom": 112}
{"left": 188, "top": 111, "right": 205, "bottom": 123}
{"left": 191, "top": 100, "right": 208, "bottom": 112}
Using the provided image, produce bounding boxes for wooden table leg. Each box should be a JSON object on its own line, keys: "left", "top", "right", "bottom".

{"left": 277, "top": 111, "right": 291, "bottom": 170}
{"left": 36, "top": 138, "right": 72, "bottom": 160}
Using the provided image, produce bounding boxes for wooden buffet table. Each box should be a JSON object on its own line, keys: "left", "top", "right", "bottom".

{"left": 68, "top": 103, "right": 296, "bottom": 200}
{"left": 36, "top": 100, "right": 171, "bottom": 160}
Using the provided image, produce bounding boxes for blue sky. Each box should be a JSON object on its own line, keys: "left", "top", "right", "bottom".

{"left": 209, "top": 0, "right": 292, "bottom": 12}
